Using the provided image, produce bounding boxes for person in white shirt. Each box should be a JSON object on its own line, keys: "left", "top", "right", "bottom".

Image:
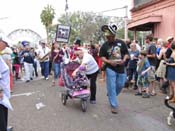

{"left": 0, "top": 35, "right": 13, "bottom": 131}
{"left": 37, "top": 41, "right": 51, "bottom": 80}
{"left": 72, "top": 49, "right": 99, "bottom": 104}
{"left": 62, "top": 43, "right": 70, "bottom": 64}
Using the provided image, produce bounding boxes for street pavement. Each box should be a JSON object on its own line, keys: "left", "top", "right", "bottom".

{"left": 9, "top": 76, "right": 175, "bottom": 131}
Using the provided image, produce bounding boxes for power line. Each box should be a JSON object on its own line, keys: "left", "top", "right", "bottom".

{"left": 97, "top": 6, "right": 127, "bottom": 14}
{"left": 0, "top": 17, "right": 8, "bottom": 20}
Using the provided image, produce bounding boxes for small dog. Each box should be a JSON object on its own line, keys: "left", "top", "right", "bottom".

{"left": 164, "top": 96, "right": 175, "bottom": 125}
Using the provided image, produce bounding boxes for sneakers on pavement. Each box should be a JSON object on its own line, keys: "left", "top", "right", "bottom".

{"left": 111, "top": 107, "right": 118, "bottom": 114}
{"left": 7, "top": 126, "right": 13, "bottom": 131}
{"left": 25, "top": 80, "right": 30, "bottom": 83}
{"left": 142, "top": 93, "right": 150, "bottom": 98}
{"left": 135, "top": 92, "right": 142, "bottom": 96}
{"left": 90, "top": 100, "right": 96, "bottom": 104}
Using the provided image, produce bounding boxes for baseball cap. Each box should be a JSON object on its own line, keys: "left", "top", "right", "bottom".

{"left": 0, "top": 34, "right": 11, "bottom": 47}
{"left": 101, "top": 23, "right": 118, "bottom": 36}
{"left": 167, "top": 36, "right": 174, "bottom": 41}
{"left": 21, "top": 41, "right": 30, "bottom": 47}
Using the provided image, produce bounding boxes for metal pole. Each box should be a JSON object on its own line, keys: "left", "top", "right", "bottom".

{"left": 65, "top": 0, "right": 69, "bottom": 25}
{"left": 124, "top": 6, "right": 128, "bottom": 40}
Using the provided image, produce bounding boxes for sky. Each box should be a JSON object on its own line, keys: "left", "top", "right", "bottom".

{"left": 0, "top": 0, "right": 131, "bottom": 39}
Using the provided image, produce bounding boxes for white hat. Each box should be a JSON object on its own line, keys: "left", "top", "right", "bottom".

{"left": 101, "top": 23, "right": 118, "bottom": 36}
{"left": 0, "top": 34, "right": 11, "bottom": 47}
{"left": 1, "top": 47, "right": 13, "bottom": 54}
{"left": 39, "top": 39, "right": 47, "bottom": 44}
{"left": 167, "top": 36, "right": 174, "bottom": 41}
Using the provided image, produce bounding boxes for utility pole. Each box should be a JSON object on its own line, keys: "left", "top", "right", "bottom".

{"left": 124, "top": 6, "right": 128, "bottom": 40}
{"left": 65, "top": 0, "right": 69, "bottom": 25}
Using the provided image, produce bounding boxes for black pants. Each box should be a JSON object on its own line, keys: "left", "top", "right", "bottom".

{"left": 128, "top": 68, "right": 138, "bottom": 85}
{"left": 86, "top": 70, "right": 99, "bottom": 101}
{"left": 49, "top": 61, "right": 52, "bottom": 75}
{"left": 33, "top": 62, "right": 38, "bottom": 77}
{"left": 0, "top": 104, "right": 8, "bottom": 131}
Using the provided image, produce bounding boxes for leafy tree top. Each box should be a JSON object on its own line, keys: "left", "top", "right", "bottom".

{"left": 40, "top": 5, "right": 55, "bottom": 28}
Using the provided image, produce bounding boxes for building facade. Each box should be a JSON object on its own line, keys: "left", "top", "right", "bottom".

{"left": 128, "top": 0, "right": 175, "bottom": 40}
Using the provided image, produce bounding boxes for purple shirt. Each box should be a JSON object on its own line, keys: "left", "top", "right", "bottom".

{"left": 51, "top": 50, "right": 64, "bottom": 63}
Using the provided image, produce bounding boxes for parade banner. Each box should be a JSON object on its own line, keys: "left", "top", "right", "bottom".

{"left": 55, "top": 24, "right": 71, "bottom": 43}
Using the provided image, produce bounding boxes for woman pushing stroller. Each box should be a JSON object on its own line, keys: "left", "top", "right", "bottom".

{"left": 72, "top": 49, "right": 99, "bottom": 104}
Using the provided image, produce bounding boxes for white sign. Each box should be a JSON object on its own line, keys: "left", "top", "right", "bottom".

{"left": 55, "top": 24, "right": 71, "bottom": 43}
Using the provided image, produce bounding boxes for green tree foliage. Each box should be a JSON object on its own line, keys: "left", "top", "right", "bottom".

{"left": 47, "top": 11, "right": 138, "bottom": 44}
{"left": 58, "top": 11, "right": 126, "bottom": 44}
{"left": 40, "top": 5, "right": 55, "bottom": 43}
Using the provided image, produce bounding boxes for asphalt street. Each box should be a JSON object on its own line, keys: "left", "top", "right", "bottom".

{"left": 8, "top": 77, "right": 175, "bottom": 131}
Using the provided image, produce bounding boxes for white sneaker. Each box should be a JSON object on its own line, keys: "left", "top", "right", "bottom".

{"left": 45, "top": 77, "right": 49, "bottom": 80}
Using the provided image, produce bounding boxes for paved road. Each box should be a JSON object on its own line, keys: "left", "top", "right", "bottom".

{"left": 9, "top": 77, "right": 175, "bottom": 131}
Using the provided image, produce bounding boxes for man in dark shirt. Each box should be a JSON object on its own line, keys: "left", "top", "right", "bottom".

{"left": 21, "top": 45, "right": 34, "bottom": 82}
{"left": 99, "top": 23, "right": 129, "bottom": 114}
{"left": 145, "top": 35, "right": 157, "bottom": 96}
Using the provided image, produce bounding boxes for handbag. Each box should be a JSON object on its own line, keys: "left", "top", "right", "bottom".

{"left": 58, "top": 75, "right": 64, "bottom": 87}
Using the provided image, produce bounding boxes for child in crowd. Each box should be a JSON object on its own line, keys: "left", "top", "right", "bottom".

{"left": 135, "top": 50, "right": 151, "bottom": 98}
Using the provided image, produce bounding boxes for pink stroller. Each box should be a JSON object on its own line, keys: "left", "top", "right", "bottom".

{"left": 60, "top": 62, "right": 90, "bottom": 112}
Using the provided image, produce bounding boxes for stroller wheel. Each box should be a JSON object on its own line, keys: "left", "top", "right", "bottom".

{"left": 81, "top": 100, "right": 87, "bottom": 112}
{"left": 61, "top": 93, "right": 67, "bottom": 105}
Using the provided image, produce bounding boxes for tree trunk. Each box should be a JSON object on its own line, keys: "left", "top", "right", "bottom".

{"left": 46, "top": 26, "right": 49, "bottom": 44}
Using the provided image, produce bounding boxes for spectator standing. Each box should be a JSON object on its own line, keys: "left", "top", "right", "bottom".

{"left": 1, "top": 47, "right": 13, "bottom": 91}
{"left": 12, "top": 48, "right": 21, "bottom": 80}
{"left": 128, "top": 42, "right": 139, "bottom": 89}
{"left": 165, "top": 41, "right": 175, "bottom": 103}
{"left": 155, "top": 40, "right": 167, "bottom": 88}
{"left": 135, "top": 50, "right": 151, "bottom": 98}
{"left": 0, "top": 35, "right": 13, "bottom": 131}
{"left": 145, "top": 35, "right": 157, "bottom": 96}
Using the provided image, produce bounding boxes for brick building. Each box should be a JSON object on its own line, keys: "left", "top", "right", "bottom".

{"left": 128, "top": 0, "right": 175, "bottom": 40}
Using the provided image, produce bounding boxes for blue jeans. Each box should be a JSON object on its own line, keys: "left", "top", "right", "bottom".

{"left": 106, "top": 68, "right": 126, "bottom": 108}
{"left": 40, "top": 61, "right": 49, "bottom": 78}
{"left": 53, "top": 63, "right": 61, "bottom": 80}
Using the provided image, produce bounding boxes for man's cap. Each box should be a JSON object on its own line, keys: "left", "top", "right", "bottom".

{"left": 101, "top": 23, "right": 118, "bottom": 36}
{"left": 167, "top": 36, "right": 174, "bottom": 41}
{"left": 74, "top": 39, "right": 81, "bottom": 45}
{"left": 39, "top": 40, "right": 47, "bottom": 44}
{"left": 21, "top": 41, "right": 30, "bottom": 47}
{"left": 0, "top": 34, "right": 11, "bottom": 47}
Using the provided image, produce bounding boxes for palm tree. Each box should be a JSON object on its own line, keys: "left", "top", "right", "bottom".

{"left": 40, "top": 5, "right": 55, "bottom": 43}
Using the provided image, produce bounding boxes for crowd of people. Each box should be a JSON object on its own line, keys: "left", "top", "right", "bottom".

{"left": 1, "top": 23, "right": 175, "bottom": 130}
